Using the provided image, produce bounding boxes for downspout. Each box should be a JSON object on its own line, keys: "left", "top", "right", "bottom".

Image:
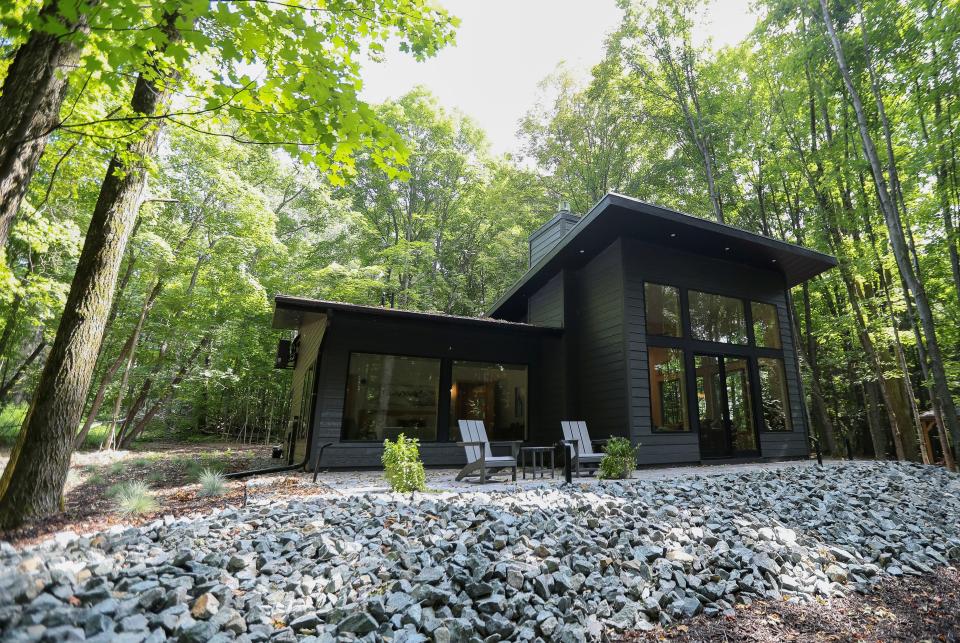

{"left": 226, "top": 313, "right": 333, "bottom": 479}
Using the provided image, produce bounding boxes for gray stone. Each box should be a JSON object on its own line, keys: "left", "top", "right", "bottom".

{"left": 120, "top": 613, "right": 149, "bottom": 631}
{"left": 179, "top": 621, "right": 218, "bottom": 643}
{"left": 289, "top": 612, "right": 320, "bottom": 631}
{"left": 336, "top": 612, "right": 377, "bottom": 635}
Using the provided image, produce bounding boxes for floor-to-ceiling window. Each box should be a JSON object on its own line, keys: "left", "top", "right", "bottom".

{"left": 758, "top": 357, "right": 792, "bottom": 431}
{"left": 450, "top": 361, "right": 527, "bottom": 442}
{"left": 342, "top": 353, "right": 441, "bottom": 441}
{"left": 649, "top": 347, "right": 689, "bottom": 432}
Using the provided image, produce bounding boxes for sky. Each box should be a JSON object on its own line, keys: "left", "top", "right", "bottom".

{"left": 360, "top": 0, "right": 757, "bottom": 156}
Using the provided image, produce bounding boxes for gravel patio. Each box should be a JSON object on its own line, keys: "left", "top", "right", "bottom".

{"left": 1, "top": 460, "right": 958, "bottom": 642}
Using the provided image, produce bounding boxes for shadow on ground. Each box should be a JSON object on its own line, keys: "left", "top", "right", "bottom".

{"left": 623, "top": 565, "right": 960, "bottom": 642}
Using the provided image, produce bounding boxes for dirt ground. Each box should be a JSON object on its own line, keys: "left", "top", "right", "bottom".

{"left": 623, "top": 565, "right": 960, "bottom": 642}
{"left": 0, "top": 442, "right": 318, "bottom": 545}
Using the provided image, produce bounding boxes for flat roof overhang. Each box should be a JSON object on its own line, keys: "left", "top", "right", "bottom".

{"left": 489, "top": 193, "right": 838, "bottom": 319}
{"left": 271, "top": 294, "right": 563, "bottom": 333}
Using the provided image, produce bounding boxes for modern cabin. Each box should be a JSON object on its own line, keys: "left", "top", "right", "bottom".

{"left": 271, "top": 193, "right": 837, "bottom": 469}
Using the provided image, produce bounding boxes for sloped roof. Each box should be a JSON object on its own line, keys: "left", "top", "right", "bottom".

{"left": 271, "top": 295, "right": 560, "bottom": 332}
{"left": 488, "top": 193, "right": 837, "bottom": 319}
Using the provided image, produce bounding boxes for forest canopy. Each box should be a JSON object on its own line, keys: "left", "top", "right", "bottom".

{"left": 1, "top": 0, "right": 959, "bottom": 526}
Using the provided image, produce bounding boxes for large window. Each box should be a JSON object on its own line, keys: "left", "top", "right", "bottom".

{"left": 689, "top": 290, "right": 747, "bottom": 344}
{"left": 649, "top": 347, "right": 689, "bottom": 432}
{"left": 752, "top": 302, "right": 782, "bottom": 349}
{"left": 342, "top": 353, "right": 440, "bottom": 441}
{"left": 758, "top": 357, "right": 792, "bottom": 431}
{"left": 645, "top": 283, "right": 682, "bottom": 337}
{"left": 450, "top": 361, "right": 527, "bottom": 442}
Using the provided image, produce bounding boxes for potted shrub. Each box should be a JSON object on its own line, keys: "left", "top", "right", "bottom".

{"left": 382, "top": 434, "right": 426, "bottom": 492}
{"left": 598, "top": 437, "right": 639, "bottom": 480}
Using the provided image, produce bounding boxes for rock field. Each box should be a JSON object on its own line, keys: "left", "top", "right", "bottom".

{"left": 1, "top": 461, "right": 959, "bottom": 642}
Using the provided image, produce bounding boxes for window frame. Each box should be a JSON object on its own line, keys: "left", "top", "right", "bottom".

{"left": 644, "top": 282, "right": 684, "bottom": 338}
{"left": 647, "top": 345, "right": 691, "bottom": 433}
{"left": 448, "top": 359, "right": 530, "bottom": 442}
{"left": 687, "top": 287, "right": 750, "bottom": 346}
{"left": 756, "top": 356, "right": 793, "bottom": 433}
{"left": 643, "top": 281, "right": 793, "bottom": 435}
{"left": 339, "top": 350, "right": 532, "bottom": 443}
{"left": 751, "top": 300, "right": 782, "bottom": 349}
{"left": 339, "top": 350, "right": 443, "bottom": 443}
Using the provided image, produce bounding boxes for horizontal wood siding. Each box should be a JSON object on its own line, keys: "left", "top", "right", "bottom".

{"left": 622, "top": 238, "right": 808, "bottom": 463}
{"left": 571, "top": 240, "right": 628, "bottom": 439}
{"left": 289, "top": 314, "right": 326, "bottom": 463}
{"left": 529, "top": 213, "right": 579, "bottom": 266}
{"left": 527, "top": 271, "right": 564, "bottom": 328}
{"left": 535, "top": 334, "right": 567, "bottom": 446}
{"left": 308, "top": 314, "right": 548, "bottom": 469}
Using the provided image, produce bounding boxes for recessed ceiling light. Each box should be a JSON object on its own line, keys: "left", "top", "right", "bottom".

{"left": 579, "top": 249, "right": 585, "bottom": 254}
{"left": 771, "top": 259, "right": 777, "bottom": 263}
{"left": 669, "top": 233, "right": 677, "bottom": 238}
{"left": 724, "top": 246, "right": 730, "bottom": 251}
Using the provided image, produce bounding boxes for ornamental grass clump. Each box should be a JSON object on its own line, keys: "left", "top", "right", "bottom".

{"left": 382, "top": 434, "right": 426, "bottom": 493}
{"left": 598, "top": 437, "right": 639, "bottom": 480}
{"left": 113, "top": 481, "right": 158, "bottom": 515}
{"left": 198, "top": 468, "right": 228, "bottom": 497}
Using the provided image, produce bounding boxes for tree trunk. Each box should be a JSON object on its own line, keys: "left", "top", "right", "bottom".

{"left": 863, "top": 380, "right": 888, "bottom": 458}
{"left": 819, "top": 0, "right": 960, "bottom": 465}
{"left": 119, "top": 335, "right": 208, "bottom": 448}
{"left": 114, "top": 339, "right": 168, "bottom": 448}
{"left": 0, "top": 17, "right": 180, "bottom": 529}
{"left": 0, "top": 2, "right": 87, "bottom": 247}
{"left": 0, "top": 341, "right": 46, "bottom": 404}
{"left": 75, "top": 278, "right": 163, "bottom": 447}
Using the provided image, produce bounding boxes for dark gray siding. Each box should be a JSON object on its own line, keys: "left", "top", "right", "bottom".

{"left": 529, "top": 212, "right": 579, "bottom": 266}
{"left": 527, "top": 271, "right": 564, "bottom": 328}
{"left": 622, "top": 238, "right": 809, "bottom": 463}
{"left": 570, "top": 240, "right": 629, "bottom": 439}
{"left": 307, "top": 314, "right": 552, "bottom": 469}
{"left": 535, "top": 333, "right": 568, "bottom": 445}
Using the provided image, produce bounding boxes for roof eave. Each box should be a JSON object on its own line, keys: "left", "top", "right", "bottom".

{"left": 488, "top": 193, "right": 837, "bottom": 318}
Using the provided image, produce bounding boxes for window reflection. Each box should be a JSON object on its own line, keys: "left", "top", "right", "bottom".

{"left": 343, "top": 353, "right": 440, "bottom": 441}
{"left": 645, "top": 283, "right": 682, "bottom": 337}
{"left": 758, "top": 357, "right": 792, "bottom": 431}
{"left": 695, "top": 355, "right": 724, "bottom": 446}
{"left": 725, "top": 358, "right": 757, "bottom": 451}
{"left": 689, "top": 290, "right": 747, "bottom": 344}
{"left": 752, "top": 302, "right": 782, "bottom": 348}
{"left": 450, "top": 361, "right": 527, "bottom": 441}
{"left": 649, "top": 347, "right": 689, "bottom": 431}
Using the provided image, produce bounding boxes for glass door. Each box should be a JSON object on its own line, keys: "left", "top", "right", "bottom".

{"left": 695, "top": 354, "right": 759, "bottom": 458}
{"left": 695, "top": 355, "right": 728, "bottom": 458}
{"left": 724, "top": 357, "right": 758, "bottom": 453}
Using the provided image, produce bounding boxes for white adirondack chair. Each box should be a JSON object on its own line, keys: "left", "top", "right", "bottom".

{"left": 560, "top": 420, "right": 608, "bottom": 477}
{"left": 455, "top": 419, "right": 520, "bottom": 483}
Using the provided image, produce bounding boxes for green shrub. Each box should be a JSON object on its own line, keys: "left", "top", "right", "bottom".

{"left": 113, "top": 481, "right": 158, "bottom": 515}
{"left": 198, "top": 468, "right": 228, "bottom": 497}
{"left": 598, "top": 437, "right": 639, "bottom": 480}
{"left": 382, "top": 434, "right": 426, "bottom": 493}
